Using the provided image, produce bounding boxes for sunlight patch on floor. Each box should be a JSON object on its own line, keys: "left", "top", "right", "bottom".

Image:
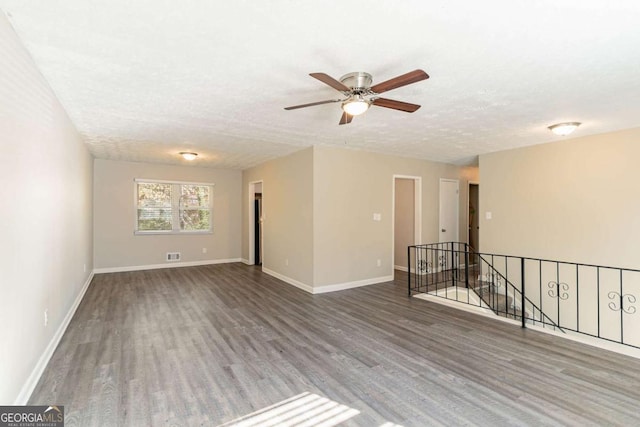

{"left": 217, "top": 392, "right": 360, "bottom": 427}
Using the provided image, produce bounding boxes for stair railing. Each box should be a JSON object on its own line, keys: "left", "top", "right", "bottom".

{"left": 408, "top": 243, "right": 640, "bottom": 349}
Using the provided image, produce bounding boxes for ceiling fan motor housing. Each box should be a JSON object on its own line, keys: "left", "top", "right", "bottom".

{"left": 339, "top": 72, "right": 373, "bottom": 91}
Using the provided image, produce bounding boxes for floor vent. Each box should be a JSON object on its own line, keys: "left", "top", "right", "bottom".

{"left": 166, "top": 252, "right": 181, "bottom": 262}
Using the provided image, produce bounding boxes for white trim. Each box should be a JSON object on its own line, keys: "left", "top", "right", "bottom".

{"left": 134, "top": 230, "right": 213, "bottom": 236}
{"left": 93, "top": 258, "right": 241, "bottom": 274}
{"left": 526, "top": 322, "right": 640, "bottom": 360}
{"left": 262, "top": 268, "right": 314, "bottom": 293}
{"left": 313, "top": 275, "right": 393, "bottom": 294}
{"left": 414, "top": 292, "right": 519, "bottom": 323}
{"left": 241, "top": 258, "right": 251, "bottom": 265}
{"left": 394, "top": 265, "right": 408, "bottom": 272}
{"left": 134, "top": 178, "right": 215, "bottom": 186}
{"left": 262, "top": 269, "right": 393, "bottom": 295}
{"left": 15, "top": 272, "right": 94, "bottom": 405}
{"left": 414, "top": 292, "right": 640, "bottom": 360}
{"left": 134, "top": 181, "right": 214, "bottom": 234}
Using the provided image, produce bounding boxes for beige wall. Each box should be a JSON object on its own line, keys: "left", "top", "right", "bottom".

{"left": 0, "top": 14, "right": 94, "bottom": 403}
{"left": 479, "top": 127, "right": 640, "bottom": 269}
{"left": 242, "top": 148, "right": 314, "bottom": 286}
{"left": 313, "top": 146, "right": 475, "bottom": 287}
{"left": 394, "top": 179, "right": 415, "bottom": 268}
{"left": 94, "top": 159, "right": 241, "bottom": 269}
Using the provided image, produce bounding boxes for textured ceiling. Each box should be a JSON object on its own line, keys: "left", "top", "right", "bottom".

{"left": 1, "top": 0, "right": 639, "bottom": 169}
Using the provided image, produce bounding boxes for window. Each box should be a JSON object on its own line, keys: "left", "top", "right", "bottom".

{"left": 135, "top": 180, "right": 213, "bottom": 234}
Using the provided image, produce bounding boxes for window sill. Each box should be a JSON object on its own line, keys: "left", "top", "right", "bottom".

{"left": 134, "top": 230, "right": 213, "bottom": 236}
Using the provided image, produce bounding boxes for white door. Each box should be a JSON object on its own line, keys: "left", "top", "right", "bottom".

{"left": 439, "top": 179, "right": 459, "bottom": 243}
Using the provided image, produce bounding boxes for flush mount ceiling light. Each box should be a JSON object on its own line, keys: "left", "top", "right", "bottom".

{"left": 341, "top": 95, "right": 371, "bottom": 116}
{"left": 548, "top": 122, "right": 581, "bottom": 136}
{"left": 179, "top": 152, "right": 198, "bottom": 161}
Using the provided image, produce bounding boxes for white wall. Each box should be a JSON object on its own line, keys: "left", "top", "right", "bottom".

{"left": 480, "top": 127, "right": 640, "bottom": 269}
{"left": 394, "top": 178, "right": 415, "bottom": 269}
{"left": 0, "top": 14, "right": 94, "bottom": 403}
{"left": 313, "top": 146, "right": 475, "bottom": 288}
{"left": 242, "top": 148, "right": 314, "bottom": 288}
{"left": 94, "top": 159, "right": 242, "bottom": 270}
{"left": 241, "top": 146, "right": 477, "bottom": 291}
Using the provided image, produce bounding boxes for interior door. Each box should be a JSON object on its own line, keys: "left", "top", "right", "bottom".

{"left": 439, "top": 179, "right": 459, "bottom": 271}
{"left": 439, "top": 179, "right": 459, "bottom": 243}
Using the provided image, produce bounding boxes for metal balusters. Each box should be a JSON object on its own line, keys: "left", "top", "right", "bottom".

{"left": 539, "top": 261, "right": 543, "bottom": 327}
{"left": 597, "top": 267, "right": 600, "bottom": 338}
{"left": 465, "top": 244, "right": 470, "bottom": 289}
{"left": 407, "top": 245, "right": 412, "bottom": 297}
{"left": 407, "top": 242, "right": 640, "bottom": 348}
{"left": 521, "top": 258, "right": 526, "bottom": 328}
{"left": 576, "top": 265, "right": 579, "bottom": 334}
{"left": 620, "top": 270, "right": 624, "bottom": 345}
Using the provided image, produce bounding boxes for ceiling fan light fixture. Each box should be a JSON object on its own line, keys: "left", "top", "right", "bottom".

{"left": 179, "top": 152, "right": 198, "bottom": 161}
{"left": 548, "top": 122, "right": 581, "bottom": 136}
{"left": 342, "top": 96, "right": 370, "bottom": 116}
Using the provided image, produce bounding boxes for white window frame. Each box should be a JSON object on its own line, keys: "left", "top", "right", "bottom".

{"left": 134, "top": 178, "right": 214, "bottom": 235}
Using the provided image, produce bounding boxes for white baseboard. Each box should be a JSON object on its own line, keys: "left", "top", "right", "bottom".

{"left": 93, "top": 258, "right": 242, "bottom": 274}
{"left": 414, "top": 292, "right": 640, "bottom": 360}
{"left": 524, "top": 322, "right": 640, "bottom": 360}
{"left": 313, "top": 275, "right": 394, "bottom": 294}
{"left": 262, "top": 268, "right": 314, "bottom": 293}
{"left": 241, "top": 258, "right": 251, "bottom": 265}
{"left": 394, "top": 265, "right": 408, "bottom": 272}
{"left": 413, "top": 292, "right": 498, "bottom": 318}
{"left": 15, "top": 272, "right": 94, "bottom": 405}
{"left": 261, "top": 269, "right": 392, "bottom": 295}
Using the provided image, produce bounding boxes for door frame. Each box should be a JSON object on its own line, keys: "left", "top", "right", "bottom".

{"left": 391, "top": 175, "right": 422, "bottom": 273}
{"left": 248, "top": 180, "right": 263, "bottom": 266}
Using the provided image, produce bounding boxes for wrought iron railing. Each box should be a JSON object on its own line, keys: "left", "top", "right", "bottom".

{"left": 408, "top": 243, "right": 640, "bottom": 349}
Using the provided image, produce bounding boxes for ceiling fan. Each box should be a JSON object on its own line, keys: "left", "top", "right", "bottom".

{"left": 284, "top": 69, "right": 429, "bottom": 125}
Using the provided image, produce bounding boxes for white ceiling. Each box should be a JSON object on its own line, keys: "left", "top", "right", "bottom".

{"left": 2, "top": 0, "right": 639, "bottom": 169}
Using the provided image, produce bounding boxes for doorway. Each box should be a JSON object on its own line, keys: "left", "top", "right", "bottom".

{"left": 254, "top": 193, "right": 262, "bottom": 265}
{"left": 439, "top": 179, "right": 459, "bottom": 272}
{"left": 468, "top": 182, "right": 479, "bottom": 251}
{"left": 392, "top": 175, "right": 421, "bottom": 272}
{"left": 248, "top": 181, "right": 263, "bottom": 266}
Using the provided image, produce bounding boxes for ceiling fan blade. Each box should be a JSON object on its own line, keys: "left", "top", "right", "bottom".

{"left": 370, "top": 69, "right": 429, "bottom": 94}
{"left": 284, "top": 99, "right": 342, "bottom": 110}
{"left": 310, "top": 73, "right": 351, "bottom": 92}
{"left": 339, "top": 112, "right": 353, "bottom": 125}
{"left": 372, "top": 98, "right": 421, "bottom": 113}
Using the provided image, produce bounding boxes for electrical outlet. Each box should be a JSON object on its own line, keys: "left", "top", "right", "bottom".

{"left": 83, "top": 263, "right": 87, "bottom": 273}
{"left": 202, "top": 247, "right": 207, "bottom": 254}
{"left": 44, "top": 309, "right": 48, "bottom": 327}
{"left": 285, "top": 258, "right": 289, "bottom": 266}
{"left": 376, "top": 259, "right": 381, "bottom": 267}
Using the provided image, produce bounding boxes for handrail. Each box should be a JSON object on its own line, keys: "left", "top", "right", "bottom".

{"left": 412, "top": 243, "right": 640, "bottom": 273}
{"left": 407, "top": 242, "right": 640, "bottom": 349}
{"left": 472, "top": 249, "right": 562, "bottom": 331}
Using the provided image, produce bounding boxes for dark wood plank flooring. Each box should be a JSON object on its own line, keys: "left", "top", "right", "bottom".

{"left": 29, "top": 264, "right": 640, "bottom": 426}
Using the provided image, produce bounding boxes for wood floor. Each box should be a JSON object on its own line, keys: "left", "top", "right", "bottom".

{"left": 30, "top": 264, "right": 640, "bottom": 426}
